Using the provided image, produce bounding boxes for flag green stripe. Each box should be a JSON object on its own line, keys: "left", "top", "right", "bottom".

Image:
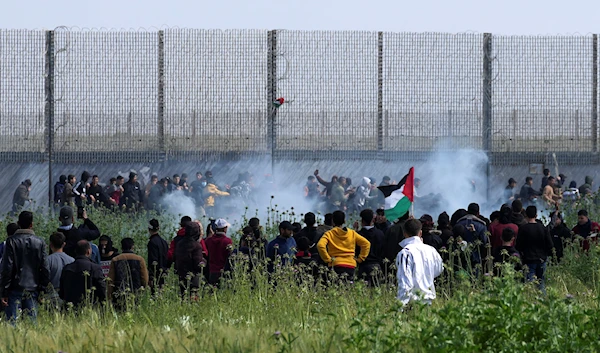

{"left": 384, "top": 195, "right": 411, "bottom": 221}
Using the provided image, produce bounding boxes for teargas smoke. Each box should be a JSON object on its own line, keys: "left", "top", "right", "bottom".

{"left": 160, "top": 190, "right": 198, "bottom": 220}
{"left": 415, "top": 149, "right": 491, "bottom": 217}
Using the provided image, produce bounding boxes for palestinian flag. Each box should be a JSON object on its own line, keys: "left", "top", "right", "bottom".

{"left": 378, "top": 167, "right": 415, "bottom": 222}
{"left": 272, "top": 97, "right": 285, "bottom": 108}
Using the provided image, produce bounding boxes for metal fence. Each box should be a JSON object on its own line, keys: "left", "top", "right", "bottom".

{"left": 0, "top": 28, "right": 598, "bottom": 165}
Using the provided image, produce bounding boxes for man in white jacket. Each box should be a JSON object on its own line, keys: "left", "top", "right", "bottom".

{"left": 396, "top": 219, "right": 444, "bottom": 306}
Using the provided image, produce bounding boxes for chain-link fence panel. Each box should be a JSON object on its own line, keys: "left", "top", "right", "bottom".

{"left": 492, "top": 35, "right": 595, "bottom": 160}
{"left": 275, "top": 31, "right": 379, "bottom": 158}
{"left": 163, "top": 29, "right": 268, "bottom": 159}
{"left": 382, "top": 33, "right": 483, "bottom": 152}
{"left": 0, "top": 30, "right": 46, "bottom": 159}
{"left": 53, "top": 29, "right": 160, "bottom": 162}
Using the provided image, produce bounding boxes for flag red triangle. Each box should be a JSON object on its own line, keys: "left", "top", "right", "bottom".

{"left": 402, "top": 167, "right": 415, "bottom": 202}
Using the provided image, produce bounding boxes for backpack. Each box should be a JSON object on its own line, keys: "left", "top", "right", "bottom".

{"left": 54, "top": 182, "right": 65, "bottom": 203}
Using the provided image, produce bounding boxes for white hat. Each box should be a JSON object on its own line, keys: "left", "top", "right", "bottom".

{"left": 215, "top": 218, "right": 230, "bottom": 229}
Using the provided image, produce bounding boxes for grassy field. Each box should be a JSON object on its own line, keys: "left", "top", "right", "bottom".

{"left": 0, "top": 203, "right": 599, "bottom": 352}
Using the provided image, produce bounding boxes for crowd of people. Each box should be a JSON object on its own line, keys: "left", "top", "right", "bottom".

{"left": 1, "top": 166, "right": 598, "bottom": 322}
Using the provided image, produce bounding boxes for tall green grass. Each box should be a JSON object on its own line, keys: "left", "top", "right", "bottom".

{"left": 0, "top": 202, "right": 599, "bottom": 352}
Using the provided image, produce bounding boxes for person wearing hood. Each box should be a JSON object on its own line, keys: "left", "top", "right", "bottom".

{"left": 579, "top": 176, "right": 594, "bottom": 197}
{"left": 572, "top": 209, "right": 600, "bottom": 251}
{"left": 419, "top": 214, "right": 443, "bottom": 251}
{"left": 121, "top": 172, "right": 145, "bottom": 211}
{"left": 174, "top": 222, "right": 205, "bottom": 297}
{"left": 548, "top": 211, "right": 571, "bottom": 262}
{"left": 167, "top": 216, "right": 208, "bottom": 265}
{"left": 12, "top": 179, "right": 32, "bottom": 213}
{"left": 73, "top": 171, "right": 91, "bottom": 207}
{"left": 455, "top": 203, "right": 490, "bottom": 265}
{"left": 510, "top": 200, "right": 527, "bottom": 227}
{"left": 489, "top": 206, "right": 519, "bottom": 251}
{"left": 98, "top": 235, "right": 120, "bottom": 277}
{"left": 58, "top": 206, "right": 101, "bottom": 258}
{"left": 54, "top": 175, "right": 67, "bottom": 206}
{"left": 317, "top": 211, "right": 371, "bottom": 280}
{"left": 349, "top": 177, "right": 375, "bottom": 214}
{"left": 396, "top": 218, "right": 444, "bottom": 306}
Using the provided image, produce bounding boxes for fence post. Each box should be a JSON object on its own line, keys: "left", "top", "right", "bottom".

{"left": 377, "top": 31, "right": 384, "bottom": 157}
{"left": 45, "top": 30, "right": 55, "bottom": 209}
{"left": 482, "top": 33, "right": 493, "bottom": 201}
{"left": 158, "top": 30, "right": 166, "bottom": 157}
{"left": 592, "top": 34, "right": 598, "bottom": 153}
{"left": 267, "top": 30, "right": 278, "bottom": 175}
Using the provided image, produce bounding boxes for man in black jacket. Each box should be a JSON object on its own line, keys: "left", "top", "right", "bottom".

{"left": 0, "top": 211, "right": 49, "bottom": 322}
{"left": 357, "top": 209, "right": 385, "bottom": 286}
{"left": 58, "top": 206, "right": 101, "bottom": 258}
{"left": 516, "top": 206, "right": 554, "bottom": 292}
{"left": 60, "top": 240, "right": 106, "bottom": 307}
{"left": 122, "top": 172, "right": 144, "bottom": 211}
{"left": 147, "top": 219, "right": 169, "bottom": 292}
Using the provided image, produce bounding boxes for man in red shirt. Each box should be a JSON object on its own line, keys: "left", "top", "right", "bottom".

{"left": 204, "top": 218, "right": 233, "bottom": 286}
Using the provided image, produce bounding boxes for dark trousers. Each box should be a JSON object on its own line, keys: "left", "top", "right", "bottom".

{"left": 333, "top": 266, "right": 355, "bottom": 282}
{"left": 179, "top": 274, "right": 200, "bottom": 298}
{"left": 358, "top": 263, "right": 382, "bottom": 287}
{"left": 209, "top": 272, "right": 222, "bottom": 286}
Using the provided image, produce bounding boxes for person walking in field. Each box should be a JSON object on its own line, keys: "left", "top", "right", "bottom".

{"left": 60, "top": 240, "right": 106, "bottom": 308}
{"left": 396, "top": 219, "right": 444, "bottom": 306}
{"left": 317, "top": 211, "right": 371, "bottom": 281}
{"left": 204, "top": 219, "right": 233, "bottom": 285}
{"left": 107, "top": 238, "right": 149, "bottom": 307}
{"left": 147, "top": 219, "right": 170, "bottom": 291}
{"left": 515, "top": 206, "right": 554, "bottom": 292}
{"left": 174, "top": 222, "right": 205, "bottom": 297}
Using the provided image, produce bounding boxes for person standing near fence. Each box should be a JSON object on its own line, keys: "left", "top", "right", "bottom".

{"left": 12, "top": 179, "right": 32, "bottom": 213}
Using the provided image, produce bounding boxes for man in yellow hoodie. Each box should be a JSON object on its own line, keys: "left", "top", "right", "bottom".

{"left": 317, "top": 211, "right": 371, "bottom": 280}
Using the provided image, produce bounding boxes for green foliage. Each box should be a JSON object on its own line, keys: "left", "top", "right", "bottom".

{"left": 0, "top": 205, "right": 599, "bottom": 352}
